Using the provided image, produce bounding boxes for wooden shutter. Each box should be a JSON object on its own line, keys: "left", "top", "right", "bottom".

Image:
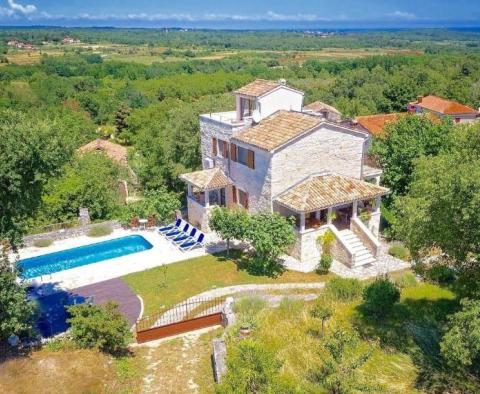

{"left": 244, "top": 192, "right": 249, "bottom": 210}
{"left": 247, "top": 150, "right": 255, "bottom": 169}
{"left": 212, "top": 138, "right": 217, "bottom": 156}
{"left": 223, "top": 141, "right": 228, "bottom": 158}
{"left": 232, "top": 185, "right": 237, "bottom": 204}
{"left": 230, "top": 143, "right": 237, "bottom": 162}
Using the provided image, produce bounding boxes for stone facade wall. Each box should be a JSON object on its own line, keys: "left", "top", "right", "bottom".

{"left": 351, "top": 217, "right": 379, "bottom": 257}
{"left": 22, "top": 220, "right": 121, "bottom": 247}
{"left": 270, "top": 125, "right": 365, "bottom": 197}
{"left": 289, "top": 227, "right": 327, "bottom": 263}
{"left": 367, "top": 211, "right": 381, "bottom": 237}
{"left": 186, "top": 197, "right": 214, "bottom": 232}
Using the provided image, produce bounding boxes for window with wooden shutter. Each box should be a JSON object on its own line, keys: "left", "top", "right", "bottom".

{"left": 232, "top": 185, "right": 237, "bottom": 204}
{"left": 222, "top": 141, "right": 228, "bottom": 158}
{"left": 230, "top": 143, "right": 237, "bottom": 162}
{"left": 247, "top": 150, "right": 255, "bottom": 169}
{"left": 238, "top": 189, "right": 249, "bottom": 209}
{"left": 212, "top": 137, "right": 217, "bottom": 156}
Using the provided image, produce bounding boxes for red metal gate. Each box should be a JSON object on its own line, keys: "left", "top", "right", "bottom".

{"left": 136, "top": 298, "right": 224, "bottom": 343}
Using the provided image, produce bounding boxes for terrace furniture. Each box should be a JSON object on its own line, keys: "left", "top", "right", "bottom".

{"left": 179, "top": 233, "right": 205, "bottom": 252}
{"left": 172, "top": 228, "right": 197, "bottom": 244}
{"left": 166, "top": 223, "right": 190, "bottom": 239}
{"left": 146, "top": 216, "right": 157, "bottom": 229}
{"left": 130, "top": 217, "right": 140, "bottom": 230}
{"left": 159, "top": 219, "right": 182, "bottom": 234}
{"left": 139, "top": 218, "right": 148, "bottom": 230}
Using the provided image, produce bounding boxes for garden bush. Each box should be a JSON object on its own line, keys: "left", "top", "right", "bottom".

{"left": 33, "top": 238, "right": 53, "bottom": 248}
{"left": 362, "top": 277, "right": 400, "bottom": 319}
{"left": 325, "top": 278, "right": 363, "bottom": 301}
{"left": 67, "top": 301, "right": 131, "bottom": 355}
{"left": 87, "top": 224, "right": 113, "bottom": 237}
{"left": 388, "top": 242, "right": 410, "bottom": 261}
{"left": 394, "top": 272, "right": 418, "bottom": 288}
{"left": 426, "top": 264, "right": 456, "bottom": 284}
{"left": 316, "top": 254, "right": 333, "bottom": 274}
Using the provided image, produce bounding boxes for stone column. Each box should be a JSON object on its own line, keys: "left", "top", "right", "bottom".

{"left": 374, "top": 175, "right": 381, "bottom": 186}
{"left": 187, "top": 184, "right": 193, "bottom": 197}
{"left": 205, "top": 190, "right": 210, "bottom": 208}
{"left": 375, "top": 196, "right": 381, "bottom": 212}
{"left": 352, "top": 201, "right": 358, "bottom": 218}
{"left": 327, "top": 207, "right": 333, "bottom": 224}
{"left": 315, "top": 210, "right": 321, "bottom": 220}
{"left": 236, "top": 95, "right": 242, "bottom": 121}
{"left": 299, "top": 212, "right": 306, "bottom": 232}
{"left": 222, "top": 297, "right": 235, "bottom": 327}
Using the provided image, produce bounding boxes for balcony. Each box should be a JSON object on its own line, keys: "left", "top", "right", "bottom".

{"left": 200, "top": 111, "right": 253, "bottom": 128}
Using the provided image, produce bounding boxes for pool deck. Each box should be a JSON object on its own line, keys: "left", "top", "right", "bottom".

{"left": 17, "top": 228, "right": 221, "bottom": 289}
{"left": 72, "top": 278, "right": 142, "bottom": 326}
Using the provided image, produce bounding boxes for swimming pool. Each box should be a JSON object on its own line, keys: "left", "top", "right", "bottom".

{"left": 19, "top": 235, "right": 153, "bottom": 279}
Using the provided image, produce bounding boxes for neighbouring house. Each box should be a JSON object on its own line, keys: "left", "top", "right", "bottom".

{"left": 62, "top": 36, "right": 81, "bottom": 45}
{"left": 77, "top": 138, "right": 136, "bottom": 203}
{"left": 7, "top": 39, "right": 35, "bottom": 49}
{"left": 408, "top": 95, "right": 479, "bottom": 123}
{"left": 179, "top": 79, "right": 389, "bottom": 269}
{"left": 303, "top": 101, "right": 342, "bottom": 122}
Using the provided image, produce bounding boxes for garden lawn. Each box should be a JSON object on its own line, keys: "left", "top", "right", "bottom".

{"left": 123, "top": 251, "right": 330, "bottom": 316}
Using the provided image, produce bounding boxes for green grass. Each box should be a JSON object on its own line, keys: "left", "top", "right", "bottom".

{"left": 33, "top": 238, "right": 53, "bottom": 248}
{"left": 123, "top": 251, "right": 331, "bottom": 316}
{"left": 87, "top": 224, "right": 113, "bottom": 237}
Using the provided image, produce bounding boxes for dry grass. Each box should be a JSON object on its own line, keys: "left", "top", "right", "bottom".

{"left": 123, "top": 251, "right": 331, "bottom": 316}
{"left": 0, "top": 347, "right": 143, "bottom": 394}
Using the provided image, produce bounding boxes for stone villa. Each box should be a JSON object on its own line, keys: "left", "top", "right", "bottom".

{"left": 180, "top": 79, "right": 389, "bottom": 269}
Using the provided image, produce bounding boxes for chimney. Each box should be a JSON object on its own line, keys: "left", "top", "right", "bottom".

{"left": 278, "top": 78, "right": 287, "bottom": 86}
{"left": 417, "top": 95, "right": 423, "bottom": 103}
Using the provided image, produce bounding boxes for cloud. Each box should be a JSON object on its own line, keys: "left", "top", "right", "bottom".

{"left": 387, "top": 10, "right": 416, "bottom": 20}
{"left": 6, "top": 0, "right": 37, "bottom": 15}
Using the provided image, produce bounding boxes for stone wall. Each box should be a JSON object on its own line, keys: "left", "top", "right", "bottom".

{"left": 270, "top": 124, "right": 366, "bottom": 197}
{"left": 367, "top": 211, "right": 381, "bottom": 237}
{"left": 329, "top": 226, "right": 355, "bottom": 268}
{"left": 187, "top": 197, "right": 213, "bottom": 232}
{"left": 22, "top": 220, "right": 121, "bottom": 247}
{"left": 289, "top": 227, "right": 327, "bottom": 263}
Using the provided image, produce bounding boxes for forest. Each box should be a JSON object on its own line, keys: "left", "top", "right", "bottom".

{"left": 1, "top": 27, "right": 480, "bottom": 242}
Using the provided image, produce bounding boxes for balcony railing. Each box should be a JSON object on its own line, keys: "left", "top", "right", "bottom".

{"left": 201, "top": 111, "right": 253, "bottom": 127}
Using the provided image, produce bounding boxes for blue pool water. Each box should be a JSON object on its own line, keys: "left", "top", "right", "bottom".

{"left": 19, "top": 235, "right": 153, "bottom": 279}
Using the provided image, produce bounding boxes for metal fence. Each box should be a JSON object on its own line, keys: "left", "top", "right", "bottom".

{"left": 136, "top": 297, "right": 225, "bottom": 332}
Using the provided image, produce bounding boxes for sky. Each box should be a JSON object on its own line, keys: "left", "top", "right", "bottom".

{"left": 1, "top": 0, "right": 480, "bottom": 29}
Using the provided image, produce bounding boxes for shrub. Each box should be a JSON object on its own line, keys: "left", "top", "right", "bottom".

{"left": 394, "top": 272, "right": 418, "bottom": 288}
{"left": 426, "top": 264, "right": 456, "bottom": 284}
{"left": 325, "top": 278, "right": 363, "bottom": 301}
{"left": 316, "top": 254, "right": 333, "bottom": 274}
{"left": 67, "top": 301, "right": 131, "bottom": 355}
{"left": 87, "top": 224, "right": 113, "bottom": 237}
{"left": 388, "top": 242, "right": 410, "bottom": 261}
{"left": 362, "top": 277, "right": 400, "bottom": 319}
{"left": 33, "top": 238, "right": 53, "bottom": 248}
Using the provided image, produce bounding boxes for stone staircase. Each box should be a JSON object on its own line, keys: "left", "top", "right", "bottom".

{"left": 339, "top": 229, "right": 376, "bottom": 267}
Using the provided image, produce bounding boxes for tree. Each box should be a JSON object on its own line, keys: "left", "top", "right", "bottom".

{"left": 440, "top": 299, "right": 480, "bottom": 374}
{"left": 216, "top": 339, "right": 293, "bottom": 394}
{"left": 370, "top": 115, "right": 453, "bottom": 204}
{"left": 209, "top": 207, "right": 249, "bottom": 256}
{"left": 315, "top": 328, "right": 377, "bottom": 393}
{"left": 394, "top": 123, "right": 480, "bottom": 266}
{"left": 67, "top": 301, "right": 131, "bottom": 355}
{"left": 361, "top": 277, "right": 400, "bottom": 319}
{"left": 39, "top": 152, "right": 123, "bottom": 224}
{"left": 311, "top": 304, "right": 333, "bottom": 336}
{"left": 246, "top": 212, "right": 296, "bottom": 276}
{"left": 0, "top": 109, "right": 74, "bottom": 245}
{"left": 0, "top": 242, "right": 36, "bottom": 340}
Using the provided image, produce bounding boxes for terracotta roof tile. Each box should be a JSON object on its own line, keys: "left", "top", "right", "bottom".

{"left": 179, "top": 167, "right": 233, "bottom": 190}
{"left": 356, "top": 113, "right": 402, "bottom": 137}
{"left": 77, "top": 139, "right": 128, "bottom": 165}
{"left": 275, "top": 174, "right": 389, "bottom": 213}
{"left": 412, "top": 95, "right": 478, "bottom": 115}
{"left": 304, "top": 101, "right": 341, "bottom": 115}
{"left": 234, "top": 79, "right": 303, "bottom": 97}
{"left": 232, "top": 110, "right": 322, "bottom": 151}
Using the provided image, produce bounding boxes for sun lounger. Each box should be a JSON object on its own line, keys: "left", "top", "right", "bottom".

{"left": 179, "top": 233, "right": 205, "bottom": 252}
{"left": 165, "top": 222, "right": 189, "bottom": 238}
{"left": 172, "top": 228, "right": 197, "bottom": 244}
{"left": 159, "top": 219, "right": 182, "bottom": 234}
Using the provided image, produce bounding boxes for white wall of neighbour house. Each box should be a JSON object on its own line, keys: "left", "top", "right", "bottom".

{"left": 229, "top": 143, "right": 273, "bottom": 213}
{"left": 270, "top": 125, "right": 366, "bottom": 197}
{"left": 416, "top": 107, "right": 479, "bottom": 123}
{"left": 257, "top": 88, "right": 303, "bottom": 120}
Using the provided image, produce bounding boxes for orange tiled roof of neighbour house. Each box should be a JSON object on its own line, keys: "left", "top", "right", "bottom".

{"left": 412, "top": 95, "right": 478, "bottom": 115}
{"left": 179, "top": 167, "right": 233, "bottom": 191}
{"left": 232, "top": 110, "right": 322, "bottom": 151}
{"left": 234, "top": 79, "right": 301, "bottom": 98}
{"left": 77, "top": 138, "right": 128, "bottom": 166}
{"left": 275, "top": 174, "right": 389, "bottom": 213}
{"left": 304, "top": 101, "right": 341, "bottom": 115}
{"left": 356, "top": 113, "right": 403, "bottom": 137}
